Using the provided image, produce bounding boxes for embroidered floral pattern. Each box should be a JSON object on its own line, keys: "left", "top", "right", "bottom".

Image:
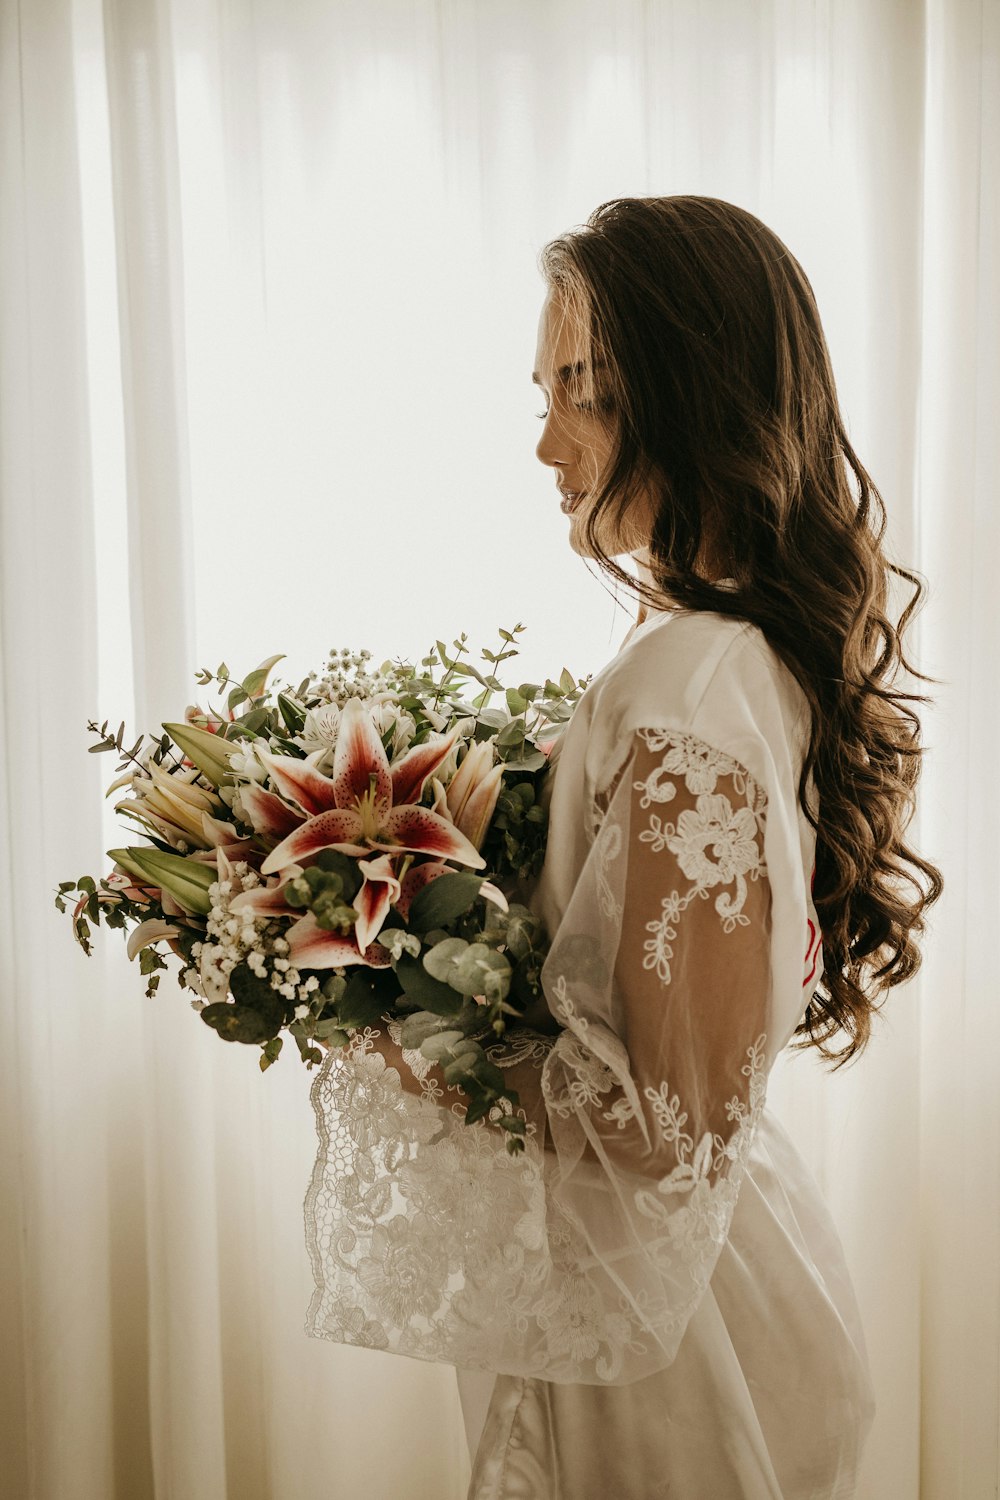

{"left": 303, "top": 728, "right": 773, "bottom": 1384}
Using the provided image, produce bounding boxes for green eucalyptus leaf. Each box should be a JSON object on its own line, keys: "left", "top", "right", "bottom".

{"left": 399, "top": 1010, "right": 459, "bottom": 1049}
{"left": 395, "top": 953, "right": 464, "bottom": 1015}
{"left": 201, "top": 1002, "right": 282, "bottom": 1044}
{"left": 421, "top": 937, "right": 468, "bottom": 985}
{"left": 407, "top": 873, "right": 485, "bottom": 934}
{"left": 474, "top": 709, "right": 508, "bottom": 730}
{"left": 229, "top": 962, "right": 282, "bottom": 1013}
{"left": 462, "top": 1094, "right": 493, "bottom": 1126}
{"left": 336, "top": 965, "right": 401, "bottom": 1029}
{"left": 312, "top": 1020, "right": 350, "bottom": 1046}
{"left": 418, "top": 1029, "right": 465, "bottom": 1062}
{"left": 450, "top": 944, "right": 511, "bottom": 1001}
{"left": 469, "top": 1055, "right": 506, "bottom": 1093}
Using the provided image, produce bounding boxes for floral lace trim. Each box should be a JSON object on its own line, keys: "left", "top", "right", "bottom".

{"left": 302, "top": 728, "right": 772, "bottom": 1383}
{"left": 593, "top": 726, "right": 768, "bottom": 938}
{"left": 304, "top": 1023, "right": 768, "bottom": 1382}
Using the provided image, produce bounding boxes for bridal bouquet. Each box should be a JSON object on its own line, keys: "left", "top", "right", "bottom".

{"left": 55, "top": 628, "right": 589, "bottom": 1153}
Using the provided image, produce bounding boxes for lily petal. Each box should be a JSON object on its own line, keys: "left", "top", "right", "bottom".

{"left": 127, "top": 918, "right": 181, "bottom": 961}
{"left": 445, "top": 740, "right": 492, "bottom": 824}
{"left": 375, "top": 805, "right": 487, "bottom": 869}
{"left": 259, "top": 808, "right": 367, "bottom": 875}
{"left": 331, "top": 697, "right": 393, "bottom": 823}
{"left": 142, "top": 783, "right": 213, "bottom": 843}
{"left": 147, "top": 762, "right": 222, "bottom": 813}
{"left": 256, "top": 749, "right": 339, "bottom": 817}
{"left": 477, "top": 879, "right": 510, "bottom": 913}
{"left": 187, "top": 840, "right": 261, "bottom": 866}
{"left": 229, "top": 881, "right": 300, "bottom": 919}
{"left": 354, "top": 853, "right": 402, "bottom": 951}
{"left": 456, "top": 763, "right": 504, "bottom": 852}
{"left": 390, "top": 725, "right": 462, "bottom": 808}
{"left": 237, "top": 783, "right": 304, "bottom": 840}
{"left": 114, "top": 799, "right": 195, "bottom": 850}
{"left": 427, "top": 776, "right": 452, "bottom": 822}
{"left": 200, "top": 810, "right": 241, "bottom": 848}
{"left": 284, "top": 912, "right": 393, "bottom": 969}
{"left": 395, "top": 859, "right": 450, "bottom": 922}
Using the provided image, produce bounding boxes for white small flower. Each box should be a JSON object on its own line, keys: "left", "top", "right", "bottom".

{"left": 227, "top": 744, "right": 270, "bottom": 784}
{"left": 293, "top": 1003, "right": 310, "bottom": 1020}
{"left": 378, "top": 927, "right": 422, "bottom": 961}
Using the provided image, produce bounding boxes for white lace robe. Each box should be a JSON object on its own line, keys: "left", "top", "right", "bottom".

{"left": 303, "top": 604, "right": 878, "bottom": 1499}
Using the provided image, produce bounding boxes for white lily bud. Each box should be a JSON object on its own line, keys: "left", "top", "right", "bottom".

{"left": 446, "top": 740, "right": 496, "bottom": 825}
{"left": 427, "top": 776, "right": 452, "bottom": 821}
{"left": 456, "top": 763, "right": 504, "bottom": 852}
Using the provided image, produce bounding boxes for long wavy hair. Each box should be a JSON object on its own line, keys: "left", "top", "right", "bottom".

{"left": 538, "top": 195, "right": 943, "bottom": 1068}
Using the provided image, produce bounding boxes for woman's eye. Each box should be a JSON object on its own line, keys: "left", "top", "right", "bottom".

{"left": 535, "top": 401, "right": 594, "bottom": 420}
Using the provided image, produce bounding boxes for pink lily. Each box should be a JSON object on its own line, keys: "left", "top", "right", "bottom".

{"left": 282, "top": 850, "right": 402, "bottom": 966}
{"left": 236, "top": 783, "right": 304, "bottom": 843}
{"left": 252, "top": 698, "right": 486, "bottom": 966}
{"left": 228, "top": 854, "right": 483, "bottom": 971}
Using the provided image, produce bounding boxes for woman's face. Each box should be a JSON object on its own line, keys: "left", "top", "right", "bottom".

{"left": 532, "top": 288, "right": 654, "bottom": 561}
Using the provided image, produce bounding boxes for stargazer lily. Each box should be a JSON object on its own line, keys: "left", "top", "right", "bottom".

{"left": 258, "top": 697, "right": 487, "bottom": 877}
{"left": 250, "top": 697, "right": 489, "bottom": 966}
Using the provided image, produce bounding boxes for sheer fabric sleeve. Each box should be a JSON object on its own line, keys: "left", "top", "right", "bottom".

{"left": 303, "top": 726, "right": 773, "bottom": 1385}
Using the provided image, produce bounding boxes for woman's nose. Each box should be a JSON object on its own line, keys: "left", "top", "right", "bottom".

{"left": 535, "top": 411, "right": 569, "bottom": 468}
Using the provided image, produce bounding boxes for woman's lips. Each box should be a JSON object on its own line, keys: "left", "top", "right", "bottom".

{"left": 560, "top": 491, "right": 585, "bottom": 514}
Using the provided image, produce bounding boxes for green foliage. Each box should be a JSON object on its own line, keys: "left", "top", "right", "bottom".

{"left": 334, "top": 965, "right": 403, "bottom": 1030}
{"left": 394, "top": 952, "right": 463, "bottom": 1015}
{"left": 259, "top": 1035, "right": 284, "bottom": 1072}
{"left": 65, "top": 622, "right": 589, "bottom": 1156}
{"left": 406, "top": 872, "right": 487, "bottom": 934}
{"left": 201, "top": 961, "right": 286, "bottom": 1044}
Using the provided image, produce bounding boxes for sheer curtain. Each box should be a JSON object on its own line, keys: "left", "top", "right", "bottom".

{"left": 0, "top": 0, "right": 994, "bottom": 1495}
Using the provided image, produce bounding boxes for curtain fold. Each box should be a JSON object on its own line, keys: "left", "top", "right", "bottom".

{"left": 0, "top": 0, "right": 995, "bottom": 1495}
{"left": 914, "top": 0, "right": 999, "bottom": 1492}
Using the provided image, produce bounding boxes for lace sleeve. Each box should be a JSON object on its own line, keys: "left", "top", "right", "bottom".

{"left": 303, "top": 726, "right": 772, "bottom": 1384}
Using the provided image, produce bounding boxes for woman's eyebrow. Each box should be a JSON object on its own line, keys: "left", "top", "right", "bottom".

{"left": 531, "top": 358, "right": 607, "bottom": 386}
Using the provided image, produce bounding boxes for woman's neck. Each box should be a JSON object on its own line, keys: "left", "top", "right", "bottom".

{"left": 633, "top": 549, "right": 664, "bottom": 625}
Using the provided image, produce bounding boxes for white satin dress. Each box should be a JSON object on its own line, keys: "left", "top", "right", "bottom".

{"left": 304, "top": 594, "right": 877, "bottom": 1499}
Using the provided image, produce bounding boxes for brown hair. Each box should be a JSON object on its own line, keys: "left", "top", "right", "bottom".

{"left": 539, "top": 195, "right": 943, "bottom": 1068}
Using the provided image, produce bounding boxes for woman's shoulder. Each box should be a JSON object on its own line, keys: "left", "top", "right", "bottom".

{"left": 583, "top": 608, "right": 812, "bottom": 788}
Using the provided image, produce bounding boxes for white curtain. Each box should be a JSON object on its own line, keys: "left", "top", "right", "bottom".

{"left": 0, "top": 0, "right": 994, "bottom": 1495}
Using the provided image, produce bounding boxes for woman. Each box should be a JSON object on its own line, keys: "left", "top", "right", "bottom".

{"left": 306, "top": 196, "right": 943, "bottom": 1498}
